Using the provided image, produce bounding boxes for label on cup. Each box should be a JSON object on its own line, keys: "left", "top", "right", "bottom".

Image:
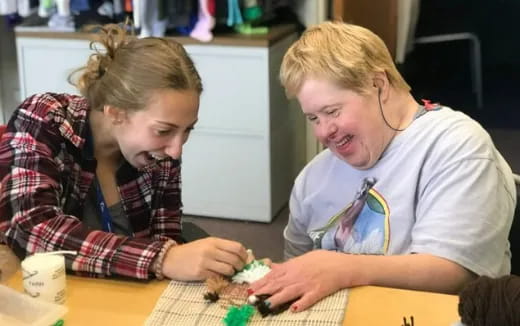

{"left": 21, "top": 254, "right": 67, "bottom": 304}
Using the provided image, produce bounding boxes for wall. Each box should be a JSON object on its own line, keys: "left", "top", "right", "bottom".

{"left": 292, "top": 0, "right": 328, "bottom": 27}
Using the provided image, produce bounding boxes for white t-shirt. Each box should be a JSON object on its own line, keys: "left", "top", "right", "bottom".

{"left": 284, "top": 106, "right": 516, "bottom": 277}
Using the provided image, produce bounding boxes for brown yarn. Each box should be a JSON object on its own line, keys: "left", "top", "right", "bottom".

{"left": 458, "top": 275, "right": 520, "bottom": 326}
{"left": 206, "top": 276, "right": 230, "bottom": 294}
{"left": 203, "top": 276, "right": 252, "bottom": 308}
{"left": 219, "top": 283, "right": 249, "bottom": 308}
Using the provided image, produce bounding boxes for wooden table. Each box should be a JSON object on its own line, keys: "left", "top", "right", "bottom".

{"left": 2, "top": 269, "right": 460, "bottom": 326}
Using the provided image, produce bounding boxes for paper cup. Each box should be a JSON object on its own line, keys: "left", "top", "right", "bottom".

{"left": 21, "top": 254, "right": 67, "bottom": 304}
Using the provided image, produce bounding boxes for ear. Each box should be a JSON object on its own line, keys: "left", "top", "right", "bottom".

{"left": 103, "top": 105, "right": 126, "bottom": 125}
{"left": 371, "top": 71, "right": 390, "bottom": 99}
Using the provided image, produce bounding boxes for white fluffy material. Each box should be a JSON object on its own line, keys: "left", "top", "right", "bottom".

{"left": 231, "top": 261, "right": 271, "bottom": 284}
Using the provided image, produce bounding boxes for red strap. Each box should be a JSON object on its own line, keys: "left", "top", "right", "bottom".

{"left": 421, "top": 99, "right": 439, "bottom": 111}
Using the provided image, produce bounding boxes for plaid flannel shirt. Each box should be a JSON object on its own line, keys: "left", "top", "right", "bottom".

{"left": 0, "top": 93, "right": 183, "bottom": 279}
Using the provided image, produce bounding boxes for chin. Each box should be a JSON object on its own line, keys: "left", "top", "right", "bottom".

{"left": 124, "top": 154, "right": 142, "bottom": 169}
{"left": 352, "top": 163, "right": 374, "bottom": 171}
{"left": 340, "top": 156, "right": 374, "bottom": 170}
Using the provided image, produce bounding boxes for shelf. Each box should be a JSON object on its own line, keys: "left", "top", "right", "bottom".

{"left": 15, "top": 24, "right": 297, "bottom": 48}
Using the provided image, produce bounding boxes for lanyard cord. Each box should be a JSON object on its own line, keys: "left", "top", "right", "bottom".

{"left": 377, "top": 90, "right": 431, "bottom": 132}
{"left": 95, "top": 178, "right": 113, "bottom": 233}
{"left": 85, "top": 121, "right": 114, "bottom": 233}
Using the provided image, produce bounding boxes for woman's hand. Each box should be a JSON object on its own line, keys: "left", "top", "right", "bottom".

{"left": 248, "top": 250, "right": 352, "bottom": 312}
{"left": 161, "top": 237, "right": 248, "bottom": 281}
{"left": 250, "top": 251, "right": 476, "bottom": 313}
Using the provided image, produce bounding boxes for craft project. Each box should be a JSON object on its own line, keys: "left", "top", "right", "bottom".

{"left": 146, "top": 250, "right": 349, "bottom": 326}
{"left": 146, "top": 280, "right": 348, "bottom": 326}
{"left": 204, "top": 254, "right": 311, "bottom": 325}
{"left": 203, "top": 259, "right": 279, "bottom": 324}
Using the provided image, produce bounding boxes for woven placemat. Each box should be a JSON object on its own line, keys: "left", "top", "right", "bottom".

{"left": 145, "top": 281, "right": 349, "bottom": 326}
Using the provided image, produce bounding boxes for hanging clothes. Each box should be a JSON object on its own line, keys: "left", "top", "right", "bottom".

{"left": 70, "top": 0, "right": 90, "bottom": 12}
{"left": 162, "top": 0, "right": 194, "bottom": 29}
{"left": 214, "top": 0, "right": 227, "bottom": 25}
{"left": 17, "top": 0, "right": 34, "bottom": 17}
{"left": 190, "top": 0, "right": 215, "bottom": 42}
{"left": 38, "top": 0, "right": 55, "bottom": 17}
{"left": 138, "top": 0, "right": 167, "bottom": 38}
{"left": 226, "top": 0, "right": 242, "bottom": 27}
{"left": 0, "top": 0, "right": 16, "bottom": 15}
{"left": 55, "top": 0, "right": 71, "bottom": 16}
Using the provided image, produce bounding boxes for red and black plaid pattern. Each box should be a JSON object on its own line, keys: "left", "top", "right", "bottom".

{"left": 0, "top": 93, "right": 182, "bottom": 279}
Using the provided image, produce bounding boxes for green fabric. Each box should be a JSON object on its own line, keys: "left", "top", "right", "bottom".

{"left": 42, "top": 0, "right": 54, "bottom": 8}
{"left": 234, "top": 23, "right": 268, "bottom": 35}
{"left": 222, "top": 304, "right": 255, "bottom": 326}
{"left": 243, "top": 6, "right": 262, "bottom": 21}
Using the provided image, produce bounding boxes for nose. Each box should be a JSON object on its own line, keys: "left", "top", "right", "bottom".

{"left": 164, "top": 136, "right": 184, "bottom": 160}
{"left": 315, "top": 119, "right": 337, "bottom": 140}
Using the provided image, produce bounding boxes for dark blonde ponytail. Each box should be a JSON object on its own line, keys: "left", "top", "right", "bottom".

{"left": 69, "top": 23, "right": 202, "bottom": 112}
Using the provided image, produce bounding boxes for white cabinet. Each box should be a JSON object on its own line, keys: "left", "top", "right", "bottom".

{"left": 16, "top": 31, "right": 302, "bottom": 222}
{"left": 17, "top": 38, "right": 89, "bottom": 97}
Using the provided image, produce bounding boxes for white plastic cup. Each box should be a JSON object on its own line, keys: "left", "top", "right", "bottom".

{"left": 21, "top": 254, "right": 67, "bottom": 304}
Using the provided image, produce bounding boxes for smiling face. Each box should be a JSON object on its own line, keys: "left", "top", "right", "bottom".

{"left": 297, "top": 78, "right": 394, "bottom": 170}
{"left": 112, "top": 88, "right": 199, "bottom": 169}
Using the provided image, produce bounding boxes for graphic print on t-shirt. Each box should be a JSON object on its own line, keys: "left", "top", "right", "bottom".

{"left": 309, "top": 178, "right": 390, "bottom": 254}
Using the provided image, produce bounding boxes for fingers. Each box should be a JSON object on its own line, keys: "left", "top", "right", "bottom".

{"left": 251, "top": 284, "right": 323, "bottom": 313}
{"left": 259, "top": 283, "right": 302, "bottom": 308}
{"left": 289, "top": 291, "right": 323, "bottom": 312}
{"left": 249, "top": 262, "right": 282, "bottom": 290}
{"left": 213, "top": 238, "right": 249, "bottom": 262}
{"left": 213, "top": 247, "right": 246, "bottom": 272}
{"left": 246, "top": 249, "right": 255, "bottom": 264}
{"left": 260, "top": 257, "right": 272, "bottom": 266}
{"left": 248, "top": 266, "right": 287, "bottom": 299}
{"left": 197, "top": 237, "right": 250, "bottom": 276}
{"left": 193, "top": 270, "right": 221, "bottom": 281}
{"left": 206, "top": 259, "right": 237, "bottom": 277}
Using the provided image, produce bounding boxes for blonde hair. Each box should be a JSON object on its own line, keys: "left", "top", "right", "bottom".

{"left": 70, "top": 23, "right": 202, "bottom": 112}
{"left": 280, "top": 21, "right": 410, "bottom": 97}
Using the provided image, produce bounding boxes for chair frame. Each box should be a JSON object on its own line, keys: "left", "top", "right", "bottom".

{"left": 415, "top": 32, "right": 483, "bottom": 109}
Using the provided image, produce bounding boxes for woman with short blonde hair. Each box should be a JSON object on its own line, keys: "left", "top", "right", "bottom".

{"left": 249, "top": 21, "right": 515, "bottom": 313}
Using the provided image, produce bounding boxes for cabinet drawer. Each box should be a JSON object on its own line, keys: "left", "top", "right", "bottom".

{"left": 182, "top": 131, "right": 271, "bottom": 221}
{"left": 188, "top": 46, "right": 269, "bottom": 136}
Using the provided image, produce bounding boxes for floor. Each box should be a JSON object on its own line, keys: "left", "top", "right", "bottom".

{"left": 184, "top": 206, "right": 289, "bottom": 263}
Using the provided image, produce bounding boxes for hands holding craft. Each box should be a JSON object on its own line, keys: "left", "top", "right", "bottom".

{"left": 161, "top": 237, "right": 328, "bottom": 314}
{"left": 248, "top": 250, "right": 349, "bottom": 313}
{"left": 177, "top": 246, "right": 341, "bottom": 314}
{"left": 161, "top": 237, "right": 251, "bottom": 281}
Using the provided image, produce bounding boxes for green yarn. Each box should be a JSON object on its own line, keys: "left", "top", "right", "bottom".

{"left": 242, "top": 260, "right": 265, "bottom": 271}
{"left": 222, "top": 304, "right": 255, "bottom": 326}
